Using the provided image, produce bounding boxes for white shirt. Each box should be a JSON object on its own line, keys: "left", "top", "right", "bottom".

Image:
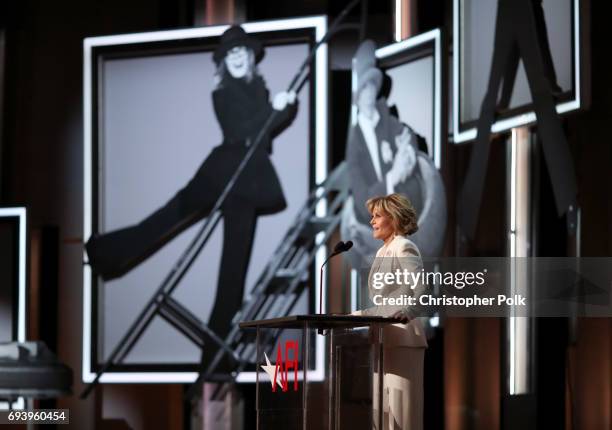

{"left": 358, "top": 109, "right": 395, "bottom": 194}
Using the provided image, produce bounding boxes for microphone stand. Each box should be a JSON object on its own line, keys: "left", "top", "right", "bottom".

{"left": 318, "top": 241, "right": 353, "bottom": 334}
{"left": 319, "top": 252, "right": 338, "bottom": 315}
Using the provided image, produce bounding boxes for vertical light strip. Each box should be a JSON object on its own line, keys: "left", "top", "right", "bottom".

{"left": 433, "top": 29, "right": 442, "bottom": 169}
{"left": 82, "top": 38, "right": 93, "bottom": 383}
{"left": 395, "top": 0, "right": 403, "bottom": 42}
{"left": 0, "top": 31, "right": 5, "bottom": 190}
{"left": 508, "top": 130, "right": 518, "bottom": 395}
{"left": 314, "top": 15, "right": 328, "bottom": 201}
{"left": 509, "top": 129, "right": 518, "bottom": 258}
{"left": 452, "top": 0, "right": 461, "bottom": 142}
{"left": 15, "top": 206, "right": 26, "bottom": 410}
{"left": 313, "top": 15, "right": 328, "bottom": 382}
{"left": 508, "top": 127, "right": 531, "bottom": 395}
{"left": 573, "top": 0, "right": 581, "bottom": 107}
{"left": 17, "top": 208, "right": 26, "bottom": 342}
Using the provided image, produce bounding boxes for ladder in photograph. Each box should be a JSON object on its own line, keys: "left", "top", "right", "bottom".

{"left": 188, "top": 162, "right": 350, "bottom": 396}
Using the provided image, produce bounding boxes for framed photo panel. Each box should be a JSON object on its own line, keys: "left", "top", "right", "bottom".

{"left": 82, "top": 17, "right": 328, "bottom": 383}
{"left": 453, "top": 0, "right": 590, "bottom": 143}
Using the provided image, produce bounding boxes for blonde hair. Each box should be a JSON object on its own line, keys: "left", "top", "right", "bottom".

{"left": 366, "top": 193, "right": 419, "bottom": 236}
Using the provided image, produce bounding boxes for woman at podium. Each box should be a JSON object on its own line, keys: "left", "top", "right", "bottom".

{"left": 352, "top": 193, "right": 428, "bottom": 430}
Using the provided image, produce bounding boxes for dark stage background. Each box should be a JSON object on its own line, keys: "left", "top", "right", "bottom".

{"left": 1, "top": 0, "right": 611, "bottom": 429}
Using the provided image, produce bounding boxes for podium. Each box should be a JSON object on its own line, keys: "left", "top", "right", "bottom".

{"left": 239, "top": 314, "right": 396, "bottom": 429}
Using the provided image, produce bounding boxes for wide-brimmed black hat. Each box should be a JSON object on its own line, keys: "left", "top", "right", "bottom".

{"left": 213, "top": 25, "right": 264, "bottom": 65}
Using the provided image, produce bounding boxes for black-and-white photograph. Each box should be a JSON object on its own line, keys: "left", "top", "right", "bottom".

{"left": 82, "top": 18, "right": 328, "bottom": 382}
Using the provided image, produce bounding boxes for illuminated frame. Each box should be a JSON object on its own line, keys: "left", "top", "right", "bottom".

{"left": 376, "top": 28, "right": 443, "bottom": 169}
{"left": 453, "top": 0, "right": 589, "bottom": 143}
{"left": 0, "top": 207, "right": 27, "bottom": 410}
{"left": 82, "top": 16, "right": 328, "bottom": 384}
{"left": 507, "top": 128, "right": 531, "bottom": 395}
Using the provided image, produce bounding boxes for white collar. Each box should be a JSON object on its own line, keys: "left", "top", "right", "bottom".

{"left": 357, "top": 108, "right": 380, "bottom": 129}
{"left": 381, "top": 234, "right": 398, "bottom": 249}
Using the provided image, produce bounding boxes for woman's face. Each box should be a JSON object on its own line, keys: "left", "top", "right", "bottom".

{"left": 225, "top": 46, "right": 253, "bottom": 79}
{"left": 370, "top": 208, "right": 395, "bottom": 242}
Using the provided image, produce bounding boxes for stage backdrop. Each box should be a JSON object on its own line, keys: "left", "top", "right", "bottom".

{"left": 83, "top": 17, "right": 328, "bottom": 383}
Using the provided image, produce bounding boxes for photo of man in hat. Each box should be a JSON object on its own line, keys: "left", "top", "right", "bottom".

{"left": 348, "top": 40, "right": 422, "bottom": 215}
{"left": 85, "top": 25, "right": 298, "bottom": 369}
{"left": 342, "top": 40, "right": 446, "bottom": 265}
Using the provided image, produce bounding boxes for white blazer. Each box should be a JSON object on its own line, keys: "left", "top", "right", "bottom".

{"left": 362, "top": 235, "right": 428, "bottom": 348}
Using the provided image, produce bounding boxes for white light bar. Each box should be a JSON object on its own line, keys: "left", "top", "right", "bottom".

{"left": 394, "top": 0, "right": 403, "bottom": 42}
{"left": 508, "top": 128, "right": 530, "bottom": 396}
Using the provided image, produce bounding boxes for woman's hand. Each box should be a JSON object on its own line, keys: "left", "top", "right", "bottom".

{"left": 272, "top": 90, "right": 297, "bottom": 110}
{"left": 394, "top": 126, "right": 412, "bottom": 149}
{"left": 390, "top": 310, "right": 412, "bottom": 324}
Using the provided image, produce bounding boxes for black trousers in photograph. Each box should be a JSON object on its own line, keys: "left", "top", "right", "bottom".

{"left": 86, "top": 144, "right": 284, "bottom": 280}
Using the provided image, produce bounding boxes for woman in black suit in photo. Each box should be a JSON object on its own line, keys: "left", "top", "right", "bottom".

{"left": 85, "top": 25, "right": 297, "bottom": 368}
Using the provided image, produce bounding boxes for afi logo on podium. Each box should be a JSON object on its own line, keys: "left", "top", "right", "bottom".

{"left": 260, "top": 340, "right": 299, "bottom": 392}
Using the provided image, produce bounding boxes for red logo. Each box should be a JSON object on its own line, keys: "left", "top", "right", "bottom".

{"left": 261, "top": 340, "right": 299, "bottom": 392}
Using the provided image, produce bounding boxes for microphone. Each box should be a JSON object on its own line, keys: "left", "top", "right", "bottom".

{"left": 319, "top": 241, "right": 353, "bottom": 315}
{"left": 331, "top": 241, "right": 346, "bottom": 255}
